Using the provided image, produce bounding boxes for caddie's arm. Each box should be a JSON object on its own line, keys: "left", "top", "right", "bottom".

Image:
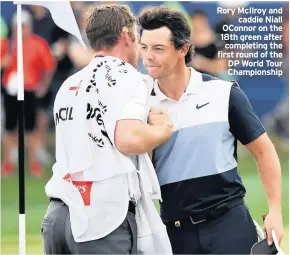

{"left": 115, "top": 119, "right": 172, "bottom": 155}
{"left": 114, "top": 82, "right": 173, "bottom": 155}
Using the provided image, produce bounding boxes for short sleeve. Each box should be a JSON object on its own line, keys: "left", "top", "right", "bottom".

{"left": 118, "top": 81, "right": 148, "bottom": 122}
{"left": 229, "top": 82, "right": 266, "bottom": 145}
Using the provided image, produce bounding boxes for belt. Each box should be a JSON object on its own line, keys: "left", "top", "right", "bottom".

{"left": 50, "top": 197, "right": 136, "bottom": 214}
{"left": 166, "top": 198, "right": 244, "bottom": 227}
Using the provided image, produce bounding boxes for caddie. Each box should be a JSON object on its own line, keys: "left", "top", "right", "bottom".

{"left": 41, "top": 4, "right": 173, "bottom": 254}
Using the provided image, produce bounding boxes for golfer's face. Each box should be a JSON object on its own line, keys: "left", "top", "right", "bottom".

{"left": 140, "top": 27, "right": 180, "bottom": 79}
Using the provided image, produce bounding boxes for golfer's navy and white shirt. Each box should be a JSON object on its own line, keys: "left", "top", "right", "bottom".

{"left": 145, "top": 68, "right": 266, "bottom": 223}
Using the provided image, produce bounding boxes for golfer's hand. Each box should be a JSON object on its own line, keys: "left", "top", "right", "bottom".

{"left": 263, "top": 210, "right": 283, "bottom": 245}
{"left": 148, "top": 108, "right": 173, "bottom": 128}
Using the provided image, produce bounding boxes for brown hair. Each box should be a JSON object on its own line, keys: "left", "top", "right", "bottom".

{"left": 138, "top": 6, "right": 194, "bottom": 64}
{"left": 85, "top": 4, "right": 136, "bottom": 51}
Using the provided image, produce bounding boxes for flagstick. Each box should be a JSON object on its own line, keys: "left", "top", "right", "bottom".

{"left": 17, "top": 4, "right": 26, "bottom": 255}
{"left": 13, "top": 2, "right": 86, "bottom": 253}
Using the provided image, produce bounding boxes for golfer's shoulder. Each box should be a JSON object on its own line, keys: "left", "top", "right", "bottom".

{"left": 201, "top": 73, "right": 233, "bottom": 88}
{"left": 200, "top": 74, "right": 238, "bottom": 99}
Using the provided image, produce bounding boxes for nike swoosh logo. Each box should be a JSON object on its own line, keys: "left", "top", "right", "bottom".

{"left": 196, "top": 102, "right": 210, "bottom": 109}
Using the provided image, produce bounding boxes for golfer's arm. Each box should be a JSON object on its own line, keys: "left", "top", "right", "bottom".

{"left": 245, "top": 133, "right": 282, "bottom": 212}
{"left": 115, "top": 120, "right": 168, "bottom": 155}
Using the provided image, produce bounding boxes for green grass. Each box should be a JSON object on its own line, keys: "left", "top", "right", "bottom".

{"left": 1, "top": 138, "right": 289, "bottom": 254}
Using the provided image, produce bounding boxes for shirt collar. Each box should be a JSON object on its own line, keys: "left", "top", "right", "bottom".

{"left": 151, "top": 67, "right": 202, "bottom": 102}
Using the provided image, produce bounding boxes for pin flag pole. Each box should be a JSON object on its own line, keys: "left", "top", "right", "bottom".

{"left": 16, "top": 3, "right": 26, "bottom": 255}
{"left": 13, "top": 2, "right": 87, "bottom": 254}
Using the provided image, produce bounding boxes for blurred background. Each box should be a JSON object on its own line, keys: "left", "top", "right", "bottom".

{"left": 1, "top": 1, "right": 289, "bottom": 254}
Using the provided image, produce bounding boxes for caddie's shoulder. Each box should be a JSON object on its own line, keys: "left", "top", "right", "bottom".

{"left": 54, "top": 68, "right": 86, "bottom": 105}
{"left": 105, "top": 56, "right": 137, "bottom": 75}
{"left": 58, "top": 69, "right": 82, "bottom": 91}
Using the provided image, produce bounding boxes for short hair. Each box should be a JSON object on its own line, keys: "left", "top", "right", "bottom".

{"left": 138, "top": 6, "right": 194, "bottom": 64}
{"left": 85, "top": 4, "right": 136, "bottom": 51}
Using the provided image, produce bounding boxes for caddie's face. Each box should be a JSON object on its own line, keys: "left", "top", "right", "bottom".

{"left": 140, "top": 26, "right": 180, "bottom": 79}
